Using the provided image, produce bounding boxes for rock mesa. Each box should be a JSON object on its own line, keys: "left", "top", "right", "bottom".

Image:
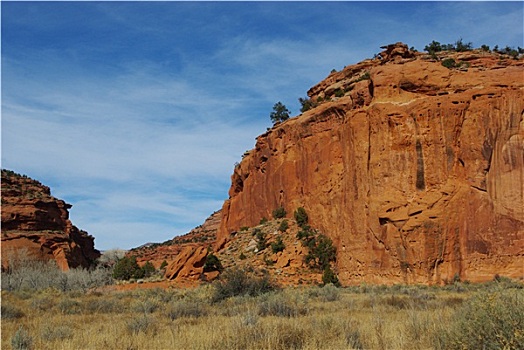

{"left": 1, "top": 170, "right": 100, "bottom": 270}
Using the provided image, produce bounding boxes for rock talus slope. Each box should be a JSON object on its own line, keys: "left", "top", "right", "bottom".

{"left": 1, "top": 170, "right": 100, "bottom": 270}
{"left": 132, "top": 210, "right": 221, "bottom": 281}
{"left": 217, "top": 43, "right": 524, "bottom": 285}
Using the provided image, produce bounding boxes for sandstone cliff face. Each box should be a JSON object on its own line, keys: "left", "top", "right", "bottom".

{"left": 218, "top": 43, "right": 524, "bottom": 285}
{"left": 1, "top": 170, "right": 100, "bottom": 270}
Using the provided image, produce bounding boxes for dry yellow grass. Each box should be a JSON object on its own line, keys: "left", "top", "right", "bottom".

{"left": 2, "top": 282, "right": 523, "bottom": 350}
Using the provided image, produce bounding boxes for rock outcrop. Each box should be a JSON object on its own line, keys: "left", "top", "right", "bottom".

{"left": 1, "top": 169, "right": 100, "bottom": 270}
{"left": 217, "top": 43, "right": 524, "bottom": 285}
{"left": 164, "top": 245, "right": 208, "bottom": 281}
{"left": 131, "top": 210, "right": 221, "bottom": 280}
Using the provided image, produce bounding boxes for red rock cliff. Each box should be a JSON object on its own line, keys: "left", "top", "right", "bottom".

{"left": 1, "top": 169, "right": 100, "bottom": 270}
{"left": 217, "top": 43, "right": 524, "bottom": 285}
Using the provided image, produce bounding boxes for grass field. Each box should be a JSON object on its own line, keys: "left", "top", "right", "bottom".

{"left": 2, "top": 275, "right": 523, "bottom": 350}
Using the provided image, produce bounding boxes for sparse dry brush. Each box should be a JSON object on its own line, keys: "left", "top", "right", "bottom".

{"left": 2, "top": 269, "right": 523, "bottom": 350}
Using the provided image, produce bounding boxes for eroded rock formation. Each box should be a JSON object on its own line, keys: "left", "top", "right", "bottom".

{"left": 217, "top": 43, "right": 524, "bottom": 285}
{"left": 1, "top": 170, "right": 100, "bottom": 270}
{"left": 131, "top": 210, "right": 220, "bottom": 280}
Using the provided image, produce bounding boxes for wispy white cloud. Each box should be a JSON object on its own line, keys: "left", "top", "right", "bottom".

{"left": 2, "top": 1, "right": 522, "bottom": 250}
{"left": 2, "top": 48, "right": 262, "bottom": 249}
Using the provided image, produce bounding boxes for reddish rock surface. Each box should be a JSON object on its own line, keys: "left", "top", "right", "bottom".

{"left": 214, "top": 219, "right": 323, "bottom": 286}
{"left": 164, "top": 245, "right": 209, "bottom": 281}
{"left": 217, "top": 44, "right": 524, "bottom": 285}
{"left": 1, "top": 170, "right": 100, "bottom": 270}
{"left": 130, "top": 210, "right": 222, "bottom": 282}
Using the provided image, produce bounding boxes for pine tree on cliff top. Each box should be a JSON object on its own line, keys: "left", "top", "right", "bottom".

{"left": 270, "top": 102, "right": 290, "bottom": 124}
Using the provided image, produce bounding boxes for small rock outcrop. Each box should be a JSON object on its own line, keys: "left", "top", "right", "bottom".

{"left": 164, "top": 245, "right": 208, "bottom": 280}
{"left": 1, "top": 169, "right": 100, "bottom": 270}
{"left": 130, "top": 210, "right": 221, "bottom": 280}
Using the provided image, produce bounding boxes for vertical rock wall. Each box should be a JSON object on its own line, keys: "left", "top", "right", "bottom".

{"left": 217, "top": 45, "right": 524, "bottom": 285}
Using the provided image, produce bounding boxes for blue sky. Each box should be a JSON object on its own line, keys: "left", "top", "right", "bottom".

{"left": 2, "top": 1, "right": 523, "bottom": 250}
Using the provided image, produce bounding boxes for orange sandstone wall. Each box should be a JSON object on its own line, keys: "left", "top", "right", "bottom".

{"left": 217, "top": 44, "right": 524, "bottom": 285}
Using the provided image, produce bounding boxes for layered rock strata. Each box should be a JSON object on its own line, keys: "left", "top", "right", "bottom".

{"left": 1, "top": 170, "right": 100, "bottom": 270}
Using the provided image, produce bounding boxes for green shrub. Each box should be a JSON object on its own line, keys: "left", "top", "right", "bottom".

{"left": 454, "top": 38, "right": 472, "bottom": 52}
{"left": 203, "top": 253, "right": 223, "bottom": 272}
{"left": 111, "top": 256, "right": 156, "bottom": 280}
{"left": 305, "top": 234, "right": 337, "bottom": 270}
{"left": 278, "top": 220, "right": 289, "bottom": 232}
{"left": 112, "top": 256, "right": 142, "bottom": 280}
{"left": 259, "top": 217, "right": 268, "bottom": 225}
{"left": 159, "top": 260, "right": 168, "bottom": 270}
{"left": 355, "top": 71, "right": 370, "bottom": 82}
{"left": 212, "top": 267, "right": 276, "bottom": 302}
{"left": 334, "top": 88, "right": 345, "bottom": 98}
{"left": 297, "top": 226, "right": 337, "bottom": 272}
{"left": 271, "top": 236, "right": 286, "bottom": 254}
{"left": 424, "top": 40, "right": 442, "bottom": 54}
{"left": 141, "top": 261, "right": 155, "bottom": 278}
{"left": 272, "top": 207, "right": 286, "bottom": 219}
{"left": 502, "top": 46, "right": 520, "bottom": 59}
{"left": 296, "top": 226, "right": 314, "bottom": 241}
{"left": 322, "top": 266, "right": 340, "bottom": 287}
{"left": 270, "top": 102, "right": 291, "bottom": 124}
{"left": 425, "top": 39, "right": 473, "bottom": 55}
{"left": 11, "top": 326, "right": 33, "bottom": 350}
{"left": 441, "top": 58, "right": 456, "bottom": 69}
{"left": 293, "top": 207, "right": 308, "bottom": 228}
{"left": 239, "top": 252, "right": 246, "bottom": 260}
{"left": 299, "top": 97, "right": 318, "bottom": 113}
{"left": 256, "top": 230, "right": 267, "bottom": 252}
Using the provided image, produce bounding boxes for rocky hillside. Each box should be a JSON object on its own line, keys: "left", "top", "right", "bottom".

{"left": 218, "top": 43, "right": 523, "bottom": 285}
{"left": 131, "top": 208, "right": 328, "bottom": 286}
{"left": 132, "top": 42, "right": 523, "bottom": 286}
{"left": 1, "top": 169, "right": 100, "bottom": 270}
{"left": 131, "top": 210, "right": 221, "bottom": 271}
